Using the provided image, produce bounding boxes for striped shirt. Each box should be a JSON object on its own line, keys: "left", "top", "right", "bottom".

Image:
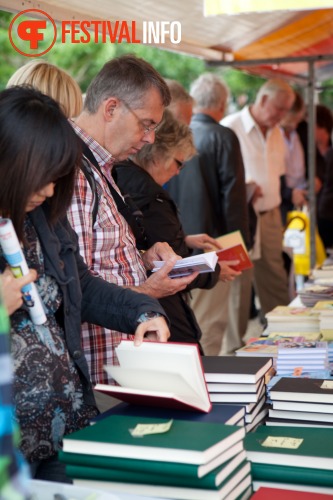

{"left": 67, "top": 122, "right": 147, "bottom": 384}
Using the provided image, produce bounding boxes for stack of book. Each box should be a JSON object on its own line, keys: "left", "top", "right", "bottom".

{"left": 60, "top": 414, "right": 252, "bottom": 500}
{"left": 312, "top": 300, "right": 333, "bottom": 337}
{"left": 267, "top": 376, "right": 333, "bottom": 427}
{"left": 298, "top": 285, "right": 333, "bottom": 307}
{"left": 245, "top": 425, "right": 333, "bottom": 495}
{"left": 265, "top": 306, "right": 320, "bottom": 335}
{"left": 276, "top": 341, "right": 329, "bottom": 375}
{"left": 202, "top": 357, "right": 273, "bottom": 432}
{"left": 235, "top": 334, "right": 321, "bottom": 367}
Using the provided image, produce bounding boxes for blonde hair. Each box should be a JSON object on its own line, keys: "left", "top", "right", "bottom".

{"left": 7, "top": 60, "right": 83, "bottom": 118}
{"left": 134, "top": 109, "right": 196, "bottom": 169}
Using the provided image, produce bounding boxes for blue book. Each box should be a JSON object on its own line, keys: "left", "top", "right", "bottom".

{"left": 92, "top": 401, "right": 245, "bottom": 427}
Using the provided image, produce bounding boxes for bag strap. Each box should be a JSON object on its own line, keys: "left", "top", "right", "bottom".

{"left": 79, "top": 140, "right": 149, "bottom": 249}
{"left": 285, "top": 215, "right": 307, "bottom": 232}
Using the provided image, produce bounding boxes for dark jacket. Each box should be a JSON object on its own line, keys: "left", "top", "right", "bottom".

{"left": 114, "top": 161, "right": 219, "bottom": 348}
{"left": 2, "top": 205, "right": 167, "bottom": 406}
{"left": 167, "top": 113, "right": 251, "bottom": 249}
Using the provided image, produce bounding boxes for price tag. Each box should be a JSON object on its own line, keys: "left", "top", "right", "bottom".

{"left": 130, "top": 419, "right": 173, "bottom": 437}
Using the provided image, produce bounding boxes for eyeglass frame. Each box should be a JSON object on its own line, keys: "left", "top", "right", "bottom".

{"left": 174, "top": 158, "right": 186, "bottom": 171}
{"left": 120, "top": 100, "right": 161, "bottom": 135}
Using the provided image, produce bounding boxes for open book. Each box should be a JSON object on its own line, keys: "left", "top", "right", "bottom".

{"left": 214, "top": 231, "right": 253, "bottom": 272}
{"left": 94, "top": 341, "right": 212, "bottom": 413}
{"left": 151, "top": 251, "right": 218, "bottom": 278}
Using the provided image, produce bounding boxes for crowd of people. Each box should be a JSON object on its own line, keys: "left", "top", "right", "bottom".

{"left": 1, "top": 55, "right": 333, "bottom": 496}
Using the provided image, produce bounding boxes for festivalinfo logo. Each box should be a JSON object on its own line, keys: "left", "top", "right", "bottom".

{"left": 9, "top": 9, "right": 182, "bottom": 57}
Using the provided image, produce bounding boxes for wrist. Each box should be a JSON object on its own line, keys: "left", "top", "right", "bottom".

{"left": 137, "top": 312, "right": 162, "bottom": 324}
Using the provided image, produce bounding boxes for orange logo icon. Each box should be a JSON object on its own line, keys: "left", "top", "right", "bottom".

{"left": 9, "top": 9, "right": 57, "bottom": 57}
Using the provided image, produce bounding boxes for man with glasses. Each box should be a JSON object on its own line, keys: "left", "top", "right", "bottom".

{"left": 67, "top": 55, "right": 198, "bottom": 410}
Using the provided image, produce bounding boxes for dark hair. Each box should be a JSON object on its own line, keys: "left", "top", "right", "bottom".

{"left": 0, "top": 86, "right": 80, "bottom": 240}
{"left": 84, "top": 54, "right": 171, "bottom": 113}
{"left": 316, "top": 104, "right": 333, "bottom": 135}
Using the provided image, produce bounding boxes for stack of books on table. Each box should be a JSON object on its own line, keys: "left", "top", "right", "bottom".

{"left": 202, "top": 356, "right": 273, "bottom": 433}
{"left": 244, "top": 425, "right": 333, "bottom": 495}
{"left": 265, "top": 306, "right": 320, "bottom": 335}
{"left": 267, "top": 376, "right": 333, "bottom": 427}
{"left": 312, "top": 300, "right": 333, "bottom": 337}
{"left": 298, "top": 285, "right": 333, "bottom": 307}
{"left": 60, "top": 414, "right": 252, "bottom": 500}
{"left": 276, "top": 341, "right": 329, "bottom": 375}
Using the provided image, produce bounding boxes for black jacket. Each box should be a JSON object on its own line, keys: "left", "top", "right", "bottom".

{"left": 114, "top": 161, "right": 219, "bottom": 348}
{"left": 167, "top": 113, "right": 251, "bottom": 248}
{"left": 2, "top": 205, "right": 167, "bottom": 406}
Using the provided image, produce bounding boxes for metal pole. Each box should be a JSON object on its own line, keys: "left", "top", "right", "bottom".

{"left": 307, "top": 60, "right": 316, "bottom": 270}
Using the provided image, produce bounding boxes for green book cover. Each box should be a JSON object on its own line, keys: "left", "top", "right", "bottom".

{"left": 59, "top": 439, "right": 244, "bottom": 479}
{"left": 252, "top": 462, "right": 333, "bottom": 487}
{"left": 66, "top": 454, "right": 248, "bottom": 490}
{"left": 244, "top": 425, "right": 333, "bottom": 469}
{"left": 63, "top": 414, "right": 245, "bottom": 465}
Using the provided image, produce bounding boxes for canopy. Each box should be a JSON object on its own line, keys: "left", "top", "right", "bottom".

{"left": 2, "top": 1, "right": 333, "bottom": 81}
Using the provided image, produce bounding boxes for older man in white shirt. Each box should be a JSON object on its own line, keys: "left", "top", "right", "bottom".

{"left": 222, "top": 79, "right": 295, "bottom": 317}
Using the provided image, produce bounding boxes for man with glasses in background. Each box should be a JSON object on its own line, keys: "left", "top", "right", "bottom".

{"left": 67, "top": 55, "right": 198, "bottom": 411}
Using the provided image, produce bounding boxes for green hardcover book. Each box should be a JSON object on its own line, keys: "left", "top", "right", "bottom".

{"left": 72, "top": 463, "right": 252, "bottom": 500}
{"left": 63, "top": 414, "right": 245, "bottom": 465}
{"left": 252, "top": 462, "right": 333, "bottom": 487}
{"left": 244, "top": 425, "right": 333, "bottom": 470}
{"left": 66, "top": 453, "right": 248, "bottom": 489}
{"left": 59, "top": 439, "right": 244, "bottom": 479}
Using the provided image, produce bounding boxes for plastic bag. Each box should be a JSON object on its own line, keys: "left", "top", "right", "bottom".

{"left": 283, "top": 208, "right": 326, "bottom": 276}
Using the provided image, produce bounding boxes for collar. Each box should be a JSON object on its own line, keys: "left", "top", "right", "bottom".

{"left": 240, "top": 106, "right": 258, "bottom": 135}
{"left": 70, "top": 120, "right": 114, "bottom": 170}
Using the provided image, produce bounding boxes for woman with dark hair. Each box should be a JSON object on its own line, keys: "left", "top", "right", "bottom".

{"left": 0, "top": 86, "right": 169, "bottom": 483}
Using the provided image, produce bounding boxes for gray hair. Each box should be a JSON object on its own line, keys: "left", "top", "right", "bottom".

{"left": 165, "top": 79, "right": 193, "bottom": 104}
{"left": 84, "top": 54, "right": 171, "bottom": 113}
{"left": 134, "top": 109, "right": 196, "bottom": 167}
{"left": 190, "top": 73, "right": 228, "bottom": 109}
{"left": 255, "top": 78, "right": 294, "bottom": 104}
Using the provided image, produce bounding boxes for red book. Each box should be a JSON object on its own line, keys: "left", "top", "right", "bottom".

{"left": 252, "top": 486, "right": 333, "bottom": 499}
{"left": 216, "top": 244, "right": 253, "bottom": 271}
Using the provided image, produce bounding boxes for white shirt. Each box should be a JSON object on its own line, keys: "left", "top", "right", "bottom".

{"left": 222, "top": 106, "right": 286, "bottom": 213}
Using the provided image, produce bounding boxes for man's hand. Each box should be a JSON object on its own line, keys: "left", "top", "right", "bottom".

{"left": 1, "top": 268, "right": 37, "bottom": 315}
{"left": 218, "top": 261, "right": 241, "bottom": 282}
{"left": 137, "top": 256, "right": 199, "bottom": 298}
{"left": 292, "top": 188, "right": 308, "bottom": 208}
{"left": 185, "top": 234, "right": 222, "bottom": 251}
{"left": 141, "top": 242, "right": 181, "bottom": 271}
{"left": 251, "top": 184, "right": 264, "bottom": 205}
{"left": 134, "top": 316, "right": 170, "bottom": 346}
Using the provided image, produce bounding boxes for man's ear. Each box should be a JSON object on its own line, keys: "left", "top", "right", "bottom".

{"left": 104, "top": 97, "right": 119, "bottom": 122}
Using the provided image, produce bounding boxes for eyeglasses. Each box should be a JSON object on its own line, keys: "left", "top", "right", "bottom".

{"left": 174, "top": 158, "right": 185, "bottom": 171}
{"left": 121, "top": 100, "right": 160, "bottom": 135}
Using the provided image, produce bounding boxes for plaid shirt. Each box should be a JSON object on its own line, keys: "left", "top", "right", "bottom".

{"left": 0, "top": 298, "right": 29, "bottom": 499}
{"left": 67, "top": 122, "right": 147, "bottom": 384}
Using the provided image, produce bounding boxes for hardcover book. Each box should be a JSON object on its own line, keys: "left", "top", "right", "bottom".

{"left": 251, "top": 485, "right": 333, "bottom": 499}
{"left": 270, "top": 377, "right": 333, "bottom": 404}
{"left": 95, "top": 341, "right": 211, "bottom": 413}
{"left": 244, "top": 424, "right": 333, "bottom": 469}
{"left": 251, "top": 462, "right": 333, "bottom": 487}
{"left": 73, "top": 463, "right": 252, "bottom": 500}
{"left": 202, "top": 356, "right": 273, "bottom": 384}
{"left": 59, "top": 439, "right": 245, "bottom": 480}
{"left": 63, "top": 414, "right": 246, "bottom": 465}
{"left": 214, "top": 231, "right": 253, "bottom": 272}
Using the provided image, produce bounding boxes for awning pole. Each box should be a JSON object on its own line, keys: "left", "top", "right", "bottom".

{"left": 307, "top": 60, "right": 316, "bottom": 270}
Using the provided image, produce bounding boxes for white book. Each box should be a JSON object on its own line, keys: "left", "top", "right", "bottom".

{"left": 95, "top": 341, "right": 211, "bottom": 413}
{"left": 151, "top": 251, "right": 218, "bottom": 278}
